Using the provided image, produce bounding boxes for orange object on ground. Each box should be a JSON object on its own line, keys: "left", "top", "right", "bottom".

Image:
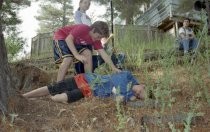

{"left": 74, "top": 74, "right": 92, "bottom": 97}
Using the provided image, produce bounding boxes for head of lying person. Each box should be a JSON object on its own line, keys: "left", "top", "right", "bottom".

{"left": 130, "top": 84, "right": 145, "bottom": 100}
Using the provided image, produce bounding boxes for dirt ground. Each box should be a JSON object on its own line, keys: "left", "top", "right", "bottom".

{"left": 1, "top": 62, "right": 210, "bottom": 132}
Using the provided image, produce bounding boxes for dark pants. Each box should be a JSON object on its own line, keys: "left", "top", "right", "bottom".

{"left": 75, "top": 53, "right": 125, "bottom": 74}
{"left": 48, "top": 77, "right": 84, "bottom": 103}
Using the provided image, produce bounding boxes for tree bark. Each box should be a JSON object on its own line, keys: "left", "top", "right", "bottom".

{"left": 0, "top": 0, "right": 15, "bottom": 114}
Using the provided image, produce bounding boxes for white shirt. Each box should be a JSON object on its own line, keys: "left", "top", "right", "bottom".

{"left": 74, "top": 10, "right": 92, "bottom": 26}
{"left": 179, "top": 27, "right": 193, "bottom": 37}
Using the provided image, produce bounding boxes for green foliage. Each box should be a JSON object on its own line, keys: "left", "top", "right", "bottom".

{"left": 1, "top": 0, "right": 30, "bottom": 27}
{"left": 114, "top": 86, "right": 127, "bottom": 131}
{"left": 176, "top": 0, "right": 194, "bottom": 13}
{"left": 168, "top": 122, "right": 180, "bottom": 132}
{"left": 115, "top": 100, "right": 127, "bottom": 131}
{"left": 5, "top": 26, "right": 26, "bottom": 61}
{"left": 92, "top": 0, "right": 152, "bottom": 24}
{"left": 183, "top": 94, "right": 204, "bottom": 132}
{"left": 0, "top": 0, "right": 29, "bottom": 61}
{"left": 108, "top": 21, "right": 209, "bottom": 131}
{"left": 35, "top": 0, "right": 74, "bottom": 33}
{"left": 1, "top": 111, "right": 6, "bottom": 124}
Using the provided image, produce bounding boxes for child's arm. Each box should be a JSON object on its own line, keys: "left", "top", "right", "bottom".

{"left": 74, "top": 11, "right": 83, "bottom": 24}
{"left": 65, "top": 34, "right": 87, "bottom": 63}
{"left": 97, "top": 49, "right": 121, "bottom": 72}
{"left": 101, "top": 33, "right": 114, "bottom": 46}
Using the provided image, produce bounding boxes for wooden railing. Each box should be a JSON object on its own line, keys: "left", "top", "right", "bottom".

{"left": 114, "top": 25, "right": 161, "bottom": 45}
{"left": 136, "top": 0, "right": 202, "bottom": 27}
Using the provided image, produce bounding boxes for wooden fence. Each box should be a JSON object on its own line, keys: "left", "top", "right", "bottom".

{"left": 114, "top": 25, "right": 161, "bottom": 45}
{"left": 30, "top": 25, "right": 162, "bottom": 59}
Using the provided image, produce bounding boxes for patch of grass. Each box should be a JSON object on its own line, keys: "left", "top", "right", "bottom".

{"left": 111, "top": 22, "right": 210, "bottom": 131}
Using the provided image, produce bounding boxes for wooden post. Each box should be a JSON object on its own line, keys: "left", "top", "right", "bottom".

{"left": 37, "top": 34, "right": 40, "bottom": 57}
{"left": 175, "top": 21, "right": 179, "bottom": 37}
{"left": 31, "top": 37, "right": 34, "bottom": 58}
{"left": 110, "top": 0, "right": 114, "bottom": 47}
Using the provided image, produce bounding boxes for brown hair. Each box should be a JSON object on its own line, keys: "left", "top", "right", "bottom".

{"left": 183, "top": 18, "right": 190, "bottom": 23}
{"left": 90, "top": 21, "right": 109, "bottom": 38}
{"left": 78, "top": 0, "right": 91, "bottom": 11}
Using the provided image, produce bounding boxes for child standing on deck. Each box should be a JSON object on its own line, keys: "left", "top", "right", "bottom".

{"left": 74, "top": 0, "right": 92, "bottom": 26}
{"left": 74, "top": 0, "right": 92, "bottom": 73}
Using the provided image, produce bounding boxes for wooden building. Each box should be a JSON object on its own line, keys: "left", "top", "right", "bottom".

{"left": 136, "top": 0, "right": 203, "bottom": 35}
{"left": 31, "top": 32, "right": 53, "bottom": 59}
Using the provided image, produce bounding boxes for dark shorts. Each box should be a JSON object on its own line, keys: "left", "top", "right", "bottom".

{"left": 48, "top": 77, "right": 84, "bottom": 103}
{"left": 53, "top": 40, "right": 92, "bottom": 64}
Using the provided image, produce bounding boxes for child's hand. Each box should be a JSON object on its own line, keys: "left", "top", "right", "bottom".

{"left": 112, "top": 67, "right": 121, "bottom": 73}
{"left": 109, "top": 33, "right": 114, "bottom": 38}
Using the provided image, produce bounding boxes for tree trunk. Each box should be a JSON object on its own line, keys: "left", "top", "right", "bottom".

{"left": 0, "top": 0, "right": 15, "bottom": 114}
{"left": 125, "top": 13, "right": 133, "bottom": 25}
{"left": 62, "top": 1, "right": 67, "bottom": 27}
{"left": 125, "top": 0, "right": 134, "bottom": 25}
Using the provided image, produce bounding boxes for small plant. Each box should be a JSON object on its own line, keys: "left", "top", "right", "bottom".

{"left": 184, "top": 92, "right": 203, "bottom": 132}
{"left": 9, "top": 113, "right": 18, "bottom": 126}
{"left": 114, "top": 86, "right": 127, "bottom": 131}
{"left": 115, "top": 97, "right": 127, "bottom": 131}
{"left": 1, "top": 112, "right": 7, "bottom": 124}
{"left": 203, "top": 85, "right": 210, "bottom": 104}
{"left": 168, "top": 122, "right": 180, "bottom": 132}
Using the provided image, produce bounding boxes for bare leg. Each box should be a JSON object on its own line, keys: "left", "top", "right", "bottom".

{"left": 51, "top": 93, "right": 68, "bottom": 104}
{"left": 22, "top": 86, "right": 49, "bottom": 98}
{"left": 57, "top": 57, "right": 73, "bottom": 82}
{"left": 81, "top": 49, "right": 92, "bottom": 73}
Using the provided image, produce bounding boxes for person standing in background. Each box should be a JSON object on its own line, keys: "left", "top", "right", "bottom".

{"left": 73, "top": 0, "right": 116, "bottom": 73}
{"left": 74, "top": 0, "right": 92, "bottom": 26}
{"left": 74, "top": 0, "right": 92, "bottom": 74}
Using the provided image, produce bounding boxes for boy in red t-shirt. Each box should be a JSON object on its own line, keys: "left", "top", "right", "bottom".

{"left": 53, "top": 21, "right": 121, "bottom": 82}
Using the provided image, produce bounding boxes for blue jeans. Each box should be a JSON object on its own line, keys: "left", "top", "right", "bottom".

{"left": 179, "top": 38, "right": 198, "bottom": 53}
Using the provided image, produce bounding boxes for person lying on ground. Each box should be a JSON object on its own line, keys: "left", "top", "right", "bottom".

{"left": 23, "top": 71, "right": 145, "bottom": 104}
